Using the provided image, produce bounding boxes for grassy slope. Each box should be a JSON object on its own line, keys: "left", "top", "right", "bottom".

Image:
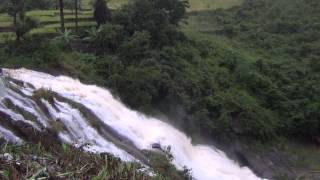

{"left": 182, "top": 0, "right": 261, "bottom": 64}
{"left": 188, "top": 0, "right": 242, "bottom": 11}
{"left": 104, "top": 0, "right": 243, "bottom": 11}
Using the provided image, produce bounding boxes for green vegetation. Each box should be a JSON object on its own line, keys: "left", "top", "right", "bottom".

{"left": 188, "top": 0, "right": 242, "bottom": 11}
{"left": 0, "top": 0, "right": 319, "bottom": 178}
{"left": 146, "top": 150, "right": 192, "bottom": 179}
{"left": 1, "top": 0, "right": 319, "bottom": 142}
{"left": 0, "top": 0, "right": 242, "bottom": 41}
{"left": 212, "top": 0, "right": 320, "bottom": 140}
{"left": 1, "top": 0, "right": 39, "bottom": 43}
{"left": 0, "top": 0, "right": 105, "bottom": 41}
{"left": 0, "top": 142, "right": 150, "bottom": 179}
{"left": 0, "top": 142, "right": 191, "bottom": 179}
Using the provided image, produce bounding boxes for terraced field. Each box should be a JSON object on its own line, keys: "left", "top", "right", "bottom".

{"left": 0, "top": 0, "right": 241, "bottom": 42}
{"left": 188, "top": 0, "right": 242, "bottom": 11}
{"left": 0, "top": 10, "right": 91, "bottom": 41}
{"left": 183, "top": 0, "right": 242, "bottom": 36}
{"left": 0, "top": 0, "right": 129, "bottom": 42}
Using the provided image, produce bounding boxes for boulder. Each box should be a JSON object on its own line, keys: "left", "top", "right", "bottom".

{"left": 151, "top": 143, "right": 162, "bottom": 150}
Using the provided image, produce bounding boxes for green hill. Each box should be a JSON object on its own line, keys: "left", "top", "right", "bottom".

{"left": 185, "top": 0, "right": 320, "bottom": 140}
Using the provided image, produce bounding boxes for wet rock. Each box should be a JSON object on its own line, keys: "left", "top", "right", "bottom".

{"left": 233, "top": 146, "right": 274, "bottom": 179}
{"left": 216, "top": 139, "right": 299, "bottom": 179}
{"left": 1, "top": 153, "right": 14, "bottom": 161}
{"left": 151, "top": 143, "right": 161, "bottom": 150}
{"left": 0, "top": 110, "right": 61, "bottom": 149}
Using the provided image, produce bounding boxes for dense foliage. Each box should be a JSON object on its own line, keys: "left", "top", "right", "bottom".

{"left": 213, "top": 0, "right": 320, "bottom": 139}
{"left": 0, "top": 0, "right": 319, "bottom": 143}
{"left": 217, "top": 0, "right": 320, "bottom": 61}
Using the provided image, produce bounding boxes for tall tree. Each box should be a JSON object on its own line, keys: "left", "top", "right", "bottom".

{"left": 7, "top": 0, "right": 24, "bottom": 29}
{"left": 15, "top": 16, "right": 38, "bottom": 43}
{"left": 74, "top": 0, "right": 78, "bottom": 32}
{"left": 59, "top": 0, "right": 65, "bottom": 32}
{"left": 6, "top": 0, "right": 38, "bottom": 43}
{"left": 93, "top": 0, "right": 111, "bottom": 27}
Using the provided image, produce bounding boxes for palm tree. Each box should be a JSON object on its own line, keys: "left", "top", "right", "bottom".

{"left": 55, "top": 29, "right": 78, "bottom": 45}
{"left": 15, "top": 16, "right": 38, "bottom": 43}
{"left": 83, "top": 27, "right": 102, "bottom": 42}
{"left": 6, "top": 0, "right": 38, "bottom": 43}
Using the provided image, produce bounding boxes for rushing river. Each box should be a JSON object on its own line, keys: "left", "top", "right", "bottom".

{"left": 0, "top": 68, "right": 261, "bottom": 180}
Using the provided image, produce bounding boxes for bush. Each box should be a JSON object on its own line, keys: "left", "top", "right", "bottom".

{"left": 118, "top": 31, "right": 151, "bottom": 62}
{"left": 88, "top": 24, "right": 125, "bottom": 54}
{"left": 113, "top": 0, "right": 188, "bottom": 48}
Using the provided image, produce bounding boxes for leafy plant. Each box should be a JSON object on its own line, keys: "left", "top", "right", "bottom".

{"left": 56, "top": 29, "right": 78, "bottom": 44}
{"left": 54, "top": 29, "right": 78, "bottom": 49}
{"left": 83, "top": 27, "right": 103, "bottom": 42}
{"left": 91, "top": 167, "right": 109, "bottom": 180}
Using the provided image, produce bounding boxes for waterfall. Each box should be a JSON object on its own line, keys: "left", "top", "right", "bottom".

{"left": 0, "top": 77, "right": 6, "bottom": 98}
{"left": 0, "top": 68, "right": 261, "bottom": 180}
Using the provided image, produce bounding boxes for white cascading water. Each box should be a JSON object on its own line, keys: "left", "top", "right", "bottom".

{"left": 0, "top": 68, "right": 262, "bottom": 180}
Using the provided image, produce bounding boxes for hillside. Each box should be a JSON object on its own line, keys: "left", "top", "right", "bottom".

{"left": 0, "top": 0, "right": 319, "bottom": 179}
{"left": 190, "top": 0, "right": 320, "bottom": 139}
{"left": 182, "top": 0, "right": 320, "bottom": 178}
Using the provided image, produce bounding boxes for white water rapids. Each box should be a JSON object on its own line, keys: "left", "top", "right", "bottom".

{"left": 0, "top": 68, "right": 261, "bottom": 180}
